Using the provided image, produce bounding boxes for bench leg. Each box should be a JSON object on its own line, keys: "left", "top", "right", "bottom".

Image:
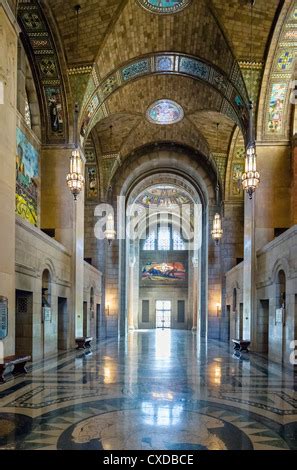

{"left": 0, "top": 365, "right": 6, "bottom": 383}
{"left": 85, "top": 341, "right": 91, "bottom": 349}
{"left": 233, "top": 343, "right": 240, "bottom": 351}
{"left": 12, "top": 362, "right": 28, "bottom": 376}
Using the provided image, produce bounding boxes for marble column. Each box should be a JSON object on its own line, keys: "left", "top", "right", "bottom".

{"left": 41, "top": 146, "right": 85, "bottom": 344}
{"left": 242, "top": 193, "right": 256, "bottom": 344}
{"left": 191, "top": 257, "right": 199, "bottom": 331}
{"left": 128, "top": 254, "right": 136, "bottom": 331}
{"left": 0, "top": 3, "right": 19, "bottom": 356}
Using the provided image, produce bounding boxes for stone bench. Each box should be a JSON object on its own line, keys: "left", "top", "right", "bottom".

{"left": 0, "top": 355, "right": 31, "bottom": 384}
{"left": 232, "top": 339, "right": 250, "bottom": 353}
{"left": 75, "top": 337, "right": 93, "bottom": 350}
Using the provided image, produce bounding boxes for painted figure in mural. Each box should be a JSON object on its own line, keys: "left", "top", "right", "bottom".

{"left": 88, "top": 168, "right": 98, "bottom": 198}
{"left": 48, "top": 91, "right": 63, "bottom": 132}
{"left": 269, "top": 98, "right": 283, "bottom": 132}
{"left": 16, "top": 144, "right": 25, "bottom": 178}
{"left": 142, "top": 262, "right": 186, "bottom": 281}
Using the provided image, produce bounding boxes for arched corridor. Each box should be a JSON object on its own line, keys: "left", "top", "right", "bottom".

{"left": 0, "top": 0, "right": 297, "bottom": 456}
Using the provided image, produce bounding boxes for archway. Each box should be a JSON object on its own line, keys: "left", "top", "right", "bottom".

{"left": 107, "top": 144, "right": 220, "bottom": 340}
{"left": 125, "top": 178, "right": 202, "bottom": 333}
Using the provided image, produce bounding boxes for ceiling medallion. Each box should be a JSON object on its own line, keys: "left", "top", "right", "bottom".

{"left": 137, "top": 0, "right": 191, "bottom": 15}
{"left": 146, "top": 99, "right": 184, "bottom": 125}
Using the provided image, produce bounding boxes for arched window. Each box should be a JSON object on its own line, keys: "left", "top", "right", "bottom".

{"left": 158, "top": 226, "right": 170, "bottom": 251}
{"left": 173, "top": 229, "right": 186, "bottom": 250}
{"left": 143, "top": 226, "right": 186, "bottom": 251}
{"left": 143, "top": 230, "right": 156, "bottom": 250}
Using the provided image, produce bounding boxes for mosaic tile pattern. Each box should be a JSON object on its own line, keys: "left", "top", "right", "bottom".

{"left": 137, "top": 0, "right": 191, "bottom": 15}
{"left": 264, "top": 0, "right": 297, "bottom": 139}
{"left": 0, "top": 331, "right": 296, "bottom": 450}
{"left": 146, "top": 99, "right": 184, "bottom": 125}
{"left": 17, "top": 0, "right": 67, "bottom": 144}
{"left": 80, "top": 53, "right": 249, "bottom": 141}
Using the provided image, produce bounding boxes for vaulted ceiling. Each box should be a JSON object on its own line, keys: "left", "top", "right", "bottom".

{"left": 21, "top": 0, "right": 286, "bottom": 199}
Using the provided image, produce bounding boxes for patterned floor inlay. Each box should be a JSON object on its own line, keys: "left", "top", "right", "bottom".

{"left": 0, "top": 330, "right": 296, "bottom": 450}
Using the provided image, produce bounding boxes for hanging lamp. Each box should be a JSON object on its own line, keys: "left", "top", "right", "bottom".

{"left": 211, "top": 123, "right": 223, "bottom": 245}
{"left": 241, "top": 0, "right": 260, "bottom": 199}
{"left": 66, "top": 5, "right": 85, "bottom": 201}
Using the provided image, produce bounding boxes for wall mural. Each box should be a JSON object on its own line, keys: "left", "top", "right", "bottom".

{"left": 16, "top": 128, "right": 39, "bottom": 226}
{"left": 268, "top": 83, "right": 287, "bottom": 133}
{"left": 46, "top": 87, "right": 64, "bottom": 134}
{"left": 264, "top": 1, "right": 297, "bottom": 139}
{"left": 86, "top": 167, "right": 98, "bottom": 199}
{"left": 142, "top": 262, "right": 186, "bottom": 282}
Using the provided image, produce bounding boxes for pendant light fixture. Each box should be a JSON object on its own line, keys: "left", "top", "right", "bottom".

{"left": 66, "top": 4, "right": 85, "bottom": 201}
{"left": 103, "top": 124, "right": 116, "bottom": 244}
{"left": 241, "top": 0, "right": 260, "bottom": 200}
{"left": 104, "top": 213, "right": 116, "bottom": 245}
{"left": 211, "top": 123, "right": 223, "bottom": 245}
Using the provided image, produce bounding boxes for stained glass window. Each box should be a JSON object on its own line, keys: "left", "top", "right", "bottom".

{"left": 143, "top": 231, "right": 156, "bottom": 250}
{"left": 173, "top": 230, "right": 186, "bottom": 250}
{"left": 143, "top": 226, "right": 187, "bottom": 250}
{"left": 158, "top": 227, "right": 171, "bottom": 251}
{"left": 146, "top": 99, "right": 184, "bottom": 125}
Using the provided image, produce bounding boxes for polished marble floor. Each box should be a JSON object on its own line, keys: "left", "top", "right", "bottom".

{"left": 0, "top": 330, "right": 296, "bottom": 450}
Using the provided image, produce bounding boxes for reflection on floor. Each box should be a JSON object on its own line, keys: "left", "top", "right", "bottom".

{"left": 0, "top": 330, "right": 296, "bottom": 450}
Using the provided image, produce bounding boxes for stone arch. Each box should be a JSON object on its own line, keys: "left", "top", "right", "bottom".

{"left": 79, "top": 52, "right": 249, "bottom": 142}
{"left": 271, "top": 257, "right": 291, "bottom": 284}
{"left": 17, "top": 0, "right": 70, "bottom": 144}
{"left": 257, "top": 1, "right": 297, "bottom": 143}
{"left": 103, "top": 143, "right": 222, "bottom": 338}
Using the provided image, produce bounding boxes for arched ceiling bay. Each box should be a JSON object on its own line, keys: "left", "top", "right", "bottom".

{"left": 47, "top": 0, "right": 125, "bottom": 66}
{"left": 95, "top": 0, "right": 234, "bottom": 78}
{"left": 211, "top": 0, "right": 281, "bottom": 63}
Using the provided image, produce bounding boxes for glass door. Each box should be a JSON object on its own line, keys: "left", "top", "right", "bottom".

{"left": 156, "top": 300, "right": 171, "bottom": 329}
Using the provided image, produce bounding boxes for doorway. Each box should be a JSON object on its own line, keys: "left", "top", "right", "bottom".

{"left": 83, "top": 301, "right": 89, "bottom": 337}
{"left": 58, "top": 297, "right": 68, "bottom": 350}
{"left": 15, "top": 290, "right": 33, "bottom": 356}
{"left": 96, "top": 304, "right": 101, "bottom": 338}
{"left": 156, "top": 300, "right": 172, "bottom": 329}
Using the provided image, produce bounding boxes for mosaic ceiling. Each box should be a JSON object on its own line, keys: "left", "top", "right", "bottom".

{"left": 146, "top": 100, "right": 184, "bottom": 125}
{"left": 137, "top": 0, "right": 191, "bottom": 15}
{"left": 16, "top": 0, "right": 291, "bottom": 202}
{"left": 137, "top": 185, "right": 192, "bottom": 208}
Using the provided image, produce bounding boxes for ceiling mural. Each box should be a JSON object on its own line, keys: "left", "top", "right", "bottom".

{"left": 137, "top": 0, "right": 191, "bottom": 15}
{"left": 261, "top": 1, "right": 297, "bottom": 141}
{"left": 79, "top": 52, "right": 249, "bottom": 142}
{"left": 146, "top": 99, "right": 184, "bottom": 125}
{"left": 138, "top": 185, "right": 192, "bottom": 208}
{"left": 17, "top": 0, "right": 68, "bottom": 144}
